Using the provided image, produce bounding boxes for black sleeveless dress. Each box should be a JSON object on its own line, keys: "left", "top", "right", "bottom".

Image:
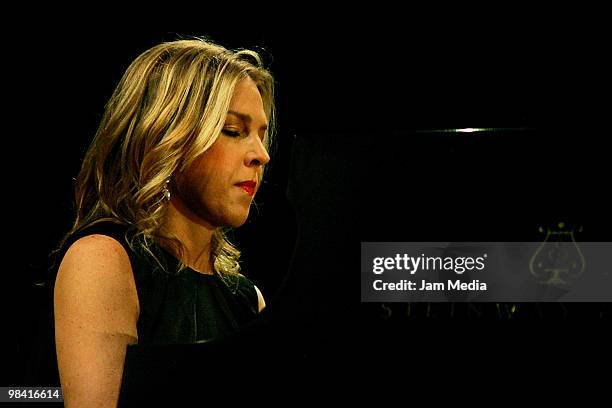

{"left": 27, "top": 221, "right": 260, "bottom": 385}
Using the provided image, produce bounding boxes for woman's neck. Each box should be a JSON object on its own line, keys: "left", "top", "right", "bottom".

{"left": 161, "top": 198, "right": 215, "bottom": 275}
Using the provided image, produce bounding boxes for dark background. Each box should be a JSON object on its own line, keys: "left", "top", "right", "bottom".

{"left": 7, "top": 9, "right": 611, "bottom": 388}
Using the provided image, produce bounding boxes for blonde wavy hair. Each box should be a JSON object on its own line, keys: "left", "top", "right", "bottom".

{"left": 63, "top": 37, "right": 275, "bottom": 278}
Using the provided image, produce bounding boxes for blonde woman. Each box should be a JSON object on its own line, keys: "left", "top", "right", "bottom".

{"left": 50, "top": 38, "right": 274, "bottom": 407}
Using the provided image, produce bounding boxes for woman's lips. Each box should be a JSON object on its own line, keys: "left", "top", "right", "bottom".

{"left": 236, "top": 181, "right": 256, "bottom": 196}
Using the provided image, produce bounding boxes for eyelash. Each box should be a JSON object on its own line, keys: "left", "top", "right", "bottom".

{"left": 222, "top": 128, "right": 267, "bottom": 143}
{"left": 222, "top": 129, "right": 241, "bottom": 138}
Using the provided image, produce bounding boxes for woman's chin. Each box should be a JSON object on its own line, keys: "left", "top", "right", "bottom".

{"left": 227, "top": 211, "right": 250, "bottom": 228}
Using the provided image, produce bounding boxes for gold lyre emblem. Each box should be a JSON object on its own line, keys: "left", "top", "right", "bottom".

{"left": 529, "top": 222, "right": 585, "bottom": 288}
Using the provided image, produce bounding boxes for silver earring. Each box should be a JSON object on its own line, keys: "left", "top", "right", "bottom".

{"left": 162, "top": 178, "right": 171, "bottom": 201}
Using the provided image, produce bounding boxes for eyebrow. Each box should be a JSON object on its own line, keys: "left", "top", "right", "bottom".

{"left": 227, "top": 110, "right": 268, "bottom": 131}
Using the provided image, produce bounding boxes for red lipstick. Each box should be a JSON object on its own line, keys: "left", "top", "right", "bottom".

{"left": 236, "top": 180, "right": 256, "bottom": 196}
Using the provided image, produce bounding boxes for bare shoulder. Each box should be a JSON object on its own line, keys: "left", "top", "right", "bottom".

{"left": 61, "top": 234, "right": 131, "bottom": 269}
{"left": 254, "top": 285, "right": 266, "bottom": 312}
{"left": 55, "top": 234, "right": 139, "bottom": 333}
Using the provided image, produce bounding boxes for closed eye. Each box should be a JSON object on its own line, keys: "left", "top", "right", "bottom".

{"left": 222, "top": 129, "right": 241, "bottom": 137}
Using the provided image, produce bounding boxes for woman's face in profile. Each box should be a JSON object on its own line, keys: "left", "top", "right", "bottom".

{"left": 173, "top": 76, "right": 270, "bottom": 228}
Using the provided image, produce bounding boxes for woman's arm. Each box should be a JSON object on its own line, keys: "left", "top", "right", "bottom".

{"left": 54, "top": 234, "right": 139, "bottom": 408}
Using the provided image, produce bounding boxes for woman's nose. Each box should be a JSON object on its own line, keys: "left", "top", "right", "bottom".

{"left": 246, "top": 135, "right": 271, "bottom": 167}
